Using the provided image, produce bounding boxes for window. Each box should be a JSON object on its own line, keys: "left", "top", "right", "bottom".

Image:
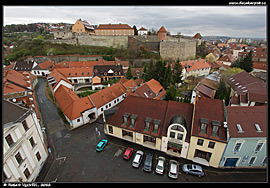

{"left": 108, "top": 125, "right": 113, "bottom": 134}
{"left": 129, "top": 114, "right": 137, "bottom": 128}
{"left": 22, "top": 120, "right": 29, "bottom": 131}
{"left": 208, "top": 141, "right": 215, "bottom": 149}
{"left": 29, "top": 137, "right": 35, "bottom": 148}
{"left": 152, "top": 119, "right": 160, "bottom": 134}
{"left": 144, "top": 117, "right": 152, "bottom": 132}
{"left": 255, "top": 141, "right": 264, "bottom": 152}
{"left": 197, "top": 139, "right": 204, "bottom": 146}
{"left": 248, "top": 156, "right": 256, "bottom": 165}
{"left": 77, "top": 119, "right": 80, "bottom": 123}
{"left": 233, "top": 141, "right": 244, "bottom": 152}
{"left": 254, "top": 124, "right": 262, "bottom": 132}
{"left": 200, "top": 123, "right": 207, "bottom": 134}
{"left": 36, "top": 152, "right": 41, "bottom": 161}
{"left": 170, "top": 132, "right": 175, "bottom": 138}
{"left": 236, "top": 124, "right": 244, "bottom": 133}
{"left": 122, "top": 113, "right": 130, "bottom": 126}
{"left": 15, "top": 152, "right": 23, "bottom": 165}
{"left": 5, "top": 134, "right": 14, "bottom": 147}
{"left": 211, "top": 126, "right": 219, "bottom": 137}
{"left": 262, "top": 157, "right": 267, "bottom": 165}
{"left": 23, "top": 168, "right": 31, "bottom": 179}
{"left": 177, "top": 133, "right": 183, "bottom": 140}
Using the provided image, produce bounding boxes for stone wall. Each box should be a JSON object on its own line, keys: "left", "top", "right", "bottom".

{"left": 160, "top": 41, "right": 196, "bottom": 61}
{"left": 77, "top": 35, "right": 129, "bottom": 49}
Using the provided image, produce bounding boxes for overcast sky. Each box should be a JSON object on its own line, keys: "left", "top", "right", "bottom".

{"left": 3, "top": 6, "right": 267, "bottom": 38}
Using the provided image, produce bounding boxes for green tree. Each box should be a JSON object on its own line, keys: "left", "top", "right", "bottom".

{"left": 164, "top": 85, "right": 177, "bottom": 101}
{"left": 153, "top": 60, "right": 166, "bottom": 87}
{"left": 215, "top": 80, "right": 227, "bottom": 100}
{"left": 239, "top": 51, "right": 253, "bottom": 72}
{"left": 133, "top": 25, "right": 138, "bottom": 35}
{"left": 145, "top": 60, "right": 154, "bottom": 81}
{"left": 163, "top": 63, "right": 173, "bottom": 89}
{"left": 172, "top": 61, "right": 184, "bottom": 86}
{"left": 126, "top": 66, "right": 133, "bottom": 80}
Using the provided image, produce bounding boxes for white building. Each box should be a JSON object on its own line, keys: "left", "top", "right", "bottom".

{"left": 138, "top": 27, "right": 148, "bottom": 36}
{"left": 3, "top": 100, "right": 48, "bottom": 182}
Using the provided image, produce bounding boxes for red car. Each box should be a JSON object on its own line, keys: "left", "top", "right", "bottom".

{"left": 123, "top": 147, "right": 134, "bottom": 160}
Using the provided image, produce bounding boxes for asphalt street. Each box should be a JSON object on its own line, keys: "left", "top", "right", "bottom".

{"left": 34, "top": 77, "right": 267, "bottom": 183}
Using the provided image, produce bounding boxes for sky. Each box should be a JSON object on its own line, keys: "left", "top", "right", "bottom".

{"left": 3, "top": 6, "right": 267, "bottom": 38}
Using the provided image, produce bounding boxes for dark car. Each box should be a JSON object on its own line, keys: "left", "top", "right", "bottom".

{"left": 143, "top": 153, "right": 153, "bottom": 172}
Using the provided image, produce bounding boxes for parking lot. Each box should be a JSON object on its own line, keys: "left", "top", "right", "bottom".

{"left": 35, "top": 78, "right": 267, "bottom": 182}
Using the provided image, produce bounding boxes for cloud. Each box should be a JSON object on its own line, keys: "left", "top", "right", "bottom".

{"left": 3, "top": 6, "right": 266, "bottom": 38}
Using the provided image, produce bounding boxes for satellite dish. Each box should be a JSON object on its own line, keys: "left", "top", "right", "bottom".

{"left": 223, "top": 122, "right": 228, "bottom": 128}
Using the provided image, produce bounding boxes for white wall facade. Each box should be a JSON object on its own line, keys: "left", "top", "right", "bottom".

{"left": 3, "top": 112, "right": 48, "bottom": 182}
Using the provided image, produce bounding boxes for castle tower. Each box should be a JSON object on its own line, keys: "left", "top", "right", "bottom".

{"left": 158, "top": 26, "right": 167, "bottom": 41}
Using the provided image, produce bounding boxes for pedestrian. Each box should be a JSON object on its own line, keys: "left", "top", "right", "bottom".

{"left": 95, "top": 127, "right": 98, "bottom": 133}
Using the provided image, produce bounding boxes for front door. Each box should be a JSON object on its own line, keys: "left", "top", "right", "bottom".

{"left": 224, "top": 158, "right": 239, "bottom": 167}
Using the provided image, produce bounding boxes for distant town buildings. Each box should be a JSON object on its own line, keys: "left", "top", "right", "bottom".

{"left": 95, "top": 23, "right": 134, "bottom": 36}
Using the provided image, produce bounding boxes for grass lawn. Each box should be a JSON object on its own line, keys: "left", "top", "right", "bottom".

{"left": 77, "top": 90, "right": 97, "bottom": 98}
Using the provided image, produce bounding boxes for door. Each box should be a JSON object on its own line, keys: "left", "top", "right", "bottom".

{"left": 224, "top": 158, "right": 239, "bottom": 167}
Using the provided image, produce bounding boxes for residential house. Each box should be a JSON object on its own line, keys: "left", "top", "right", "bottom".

{"left": 3, "top": 100, "right": 48, "bottom": 182}
{"left": 3, "top": 69, "right": 40, "bottom": 120}
{"left": 54, "top": 85, "right": 97, "bottom": 129}
{"left": 218, "top": 54, "right": 236, "bottom": 66}
{"left": 219, "top": 106, "right": 266, "bottom": 168}
{"left": 72, "top": 19, "right": 95, "bottom": 35}
{"left": 138, "top": 27, "right": 148, "bottom": 36}
{"left": 95, "top": 23, "right": 134, "bottom": 36}
{"left": 47, "top": 69, "right": 73, "bottom": 94}
{"left": 13, "top": 61, "right": 37, "bottom": 72}
{"left": 180, "top": 59, "right": 211, "bottom": 79}
{"left": 104, "top": 95, "right": 194, "bottom": 159}
{"left": 131, "top": 79, "right": 166, "bottom": 100}
{"left": 226, "top": 71, "right": 267, "bottom": 106}
{"left": 93, "top": 65, "right": 124, "bottom": 82}
{"left": 187, "top": 97, "right": 227, "bottom": 168}
{"left": 31, "top": 60, "right": 54, "bottom": 77}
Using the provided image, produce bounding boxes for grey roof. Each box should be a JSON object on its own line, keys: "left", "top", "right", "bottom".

{"left": 3, "top": 99, "right": 31, "bottom": 127}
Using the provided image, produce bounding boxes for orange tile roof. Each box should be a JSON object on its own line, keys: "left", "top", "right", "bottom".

{"left": 56, "top": 67, "right": 94, "bottom": 77}
{"left": 158, "top": 26, "right": 167, "bottom": 33}
{"left": 47, "top": 69, "right": 72, "bottom": 89}
{"left": 69, "top": 61, "right": 99, "bottom": 68}
{"left": 89, "top": 82, "right": 127, "bottom": 109}
{"left": 180, "top": 59, "right": 211, "bottom": 72}
{"left": 54, "top": 85, "right": 94, "bottom": 120}
{"left": 38, "top": 60, "right": 54, "bottom": 69}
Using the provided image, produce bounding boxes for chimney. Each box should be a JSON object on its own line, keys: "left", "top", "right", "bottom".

{"left": 193, "top": 60, "right": 195, "bottom": 65}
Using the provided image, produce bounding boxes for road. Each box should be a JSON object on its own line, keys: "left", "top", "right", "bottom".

{"left": 34, "top": 77, "right": 267, "bottom": 183}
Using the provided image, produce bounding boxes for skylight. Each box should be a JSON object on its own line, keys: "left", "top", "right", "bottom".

{"left": 236, "top": 124, "right": 244, "bottom": 133}
{"left": 254, "top": 124, "right": 263, "bottom": 132}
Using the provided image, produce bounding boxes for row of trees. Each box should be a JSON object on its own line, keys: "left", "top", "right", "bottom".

{"left": 232, "top": 51, "right": 253, "bottom": 73}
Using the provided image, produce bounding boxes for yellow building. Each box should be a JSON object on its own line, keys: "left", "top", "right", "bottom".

{"left": 72, "top": 19, "right": 95, "bottom": 35}
{"left": 187, "top": 97, "right": 227, "bottom": 168}
{"left": 95, "top": 23, "right": 134, "bottom": 36}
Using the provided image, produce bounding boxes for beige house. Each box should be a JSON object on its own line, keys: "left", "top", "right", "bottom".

{"left": 186, "top": 97, "right": 227, "bottom": 168}
{"left": 72, "top": 19, "right": 95, "bottom": 35}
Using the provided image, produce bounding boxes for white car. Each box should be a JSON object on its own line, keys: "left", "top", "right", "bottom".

{"left": 168, "top": 160, "right": 178, "bottom": 179}
{"left": 155, "top": 156, "right": 165, "bottom": 174}
{"left": 132, "top": 150, "right": 144, "bottom": 168}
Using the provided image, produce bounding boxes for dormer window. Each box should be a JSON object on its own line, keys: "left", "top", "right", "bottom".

{"left": 152, "top": 119, "right": 161, "bottom": 134}
{"left": 254, "top": 124, "right": 262, "bottom": 132}
{"left": 129, "top": 114, "right": 137, "bottom": 128}
{"left": 144, "top": 117, "right": 152, "bottom": 132}
{"left": 211, "top": 120, "right": 221, "bottom": 137}
{"left": 122, "top": 113, "right": 130, "bottom": 126}
{"left": 200, "top": 118, "right": 208, "bottom": 135}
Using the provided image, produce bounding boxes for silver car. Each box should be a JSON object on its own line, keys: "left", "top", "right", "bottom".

{"left": 132, "top": 150, "right": 144, "bottom": 168}
{"left": 168, "top": 160, "right": 178, "bottom": 179}
{"left": 155, "top": 156, "right": 165, "bottom": 175}
{"left": 182, "top": 164, "right": 204, "bottom": 177}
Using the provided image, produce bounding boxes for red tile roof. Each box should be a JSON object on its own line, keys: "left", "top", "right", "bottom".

{"left": 226, "top": 106, "right": 266, "bottom": 137}
{"left": 180, "top": 59, "right": 211, "bottom": 72}
{"left": 192, "top": 97, "right": 226, "bottom": 142}
{"left": 54, "top": 85, "right": 94, "bottom": 120}
{"left": 96, "top": 23, "right": 133, "bottom": 30}
{"left": 158, "top": 26, "right": 167, "bottom": 33}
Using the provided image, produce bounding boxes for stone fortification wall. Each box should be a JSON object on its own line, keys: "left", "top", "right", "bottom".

{"left": 160, "top": 41, "right": 196, "bottom": 61}
{"left": 128, "top": 36, "right": 160, "bottom": 52}
{"left": 77, "top": 35, "right": 129, "bottom": 49}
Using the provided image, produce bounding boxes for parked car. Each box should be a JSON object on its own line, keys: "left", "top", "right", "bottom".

{"left": 182, "top": 164, "right": 204, "bottom": 177}
{"left": 123, "top": 147, "right": 134, "bottom": 160}
{"left": 132, "top": 150, "right": 144, "bottom": 168}
{"left": 96, "top": 139, "right": 108, "bottom": 152}
{"left": 168, "top": 160, "right": 178, "bottom": 179}
{"left": 155, "top": 156, "right": 166, "bottom": 175}
{"left": 143, "top": 153, "right": 153, "bottom": 172}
